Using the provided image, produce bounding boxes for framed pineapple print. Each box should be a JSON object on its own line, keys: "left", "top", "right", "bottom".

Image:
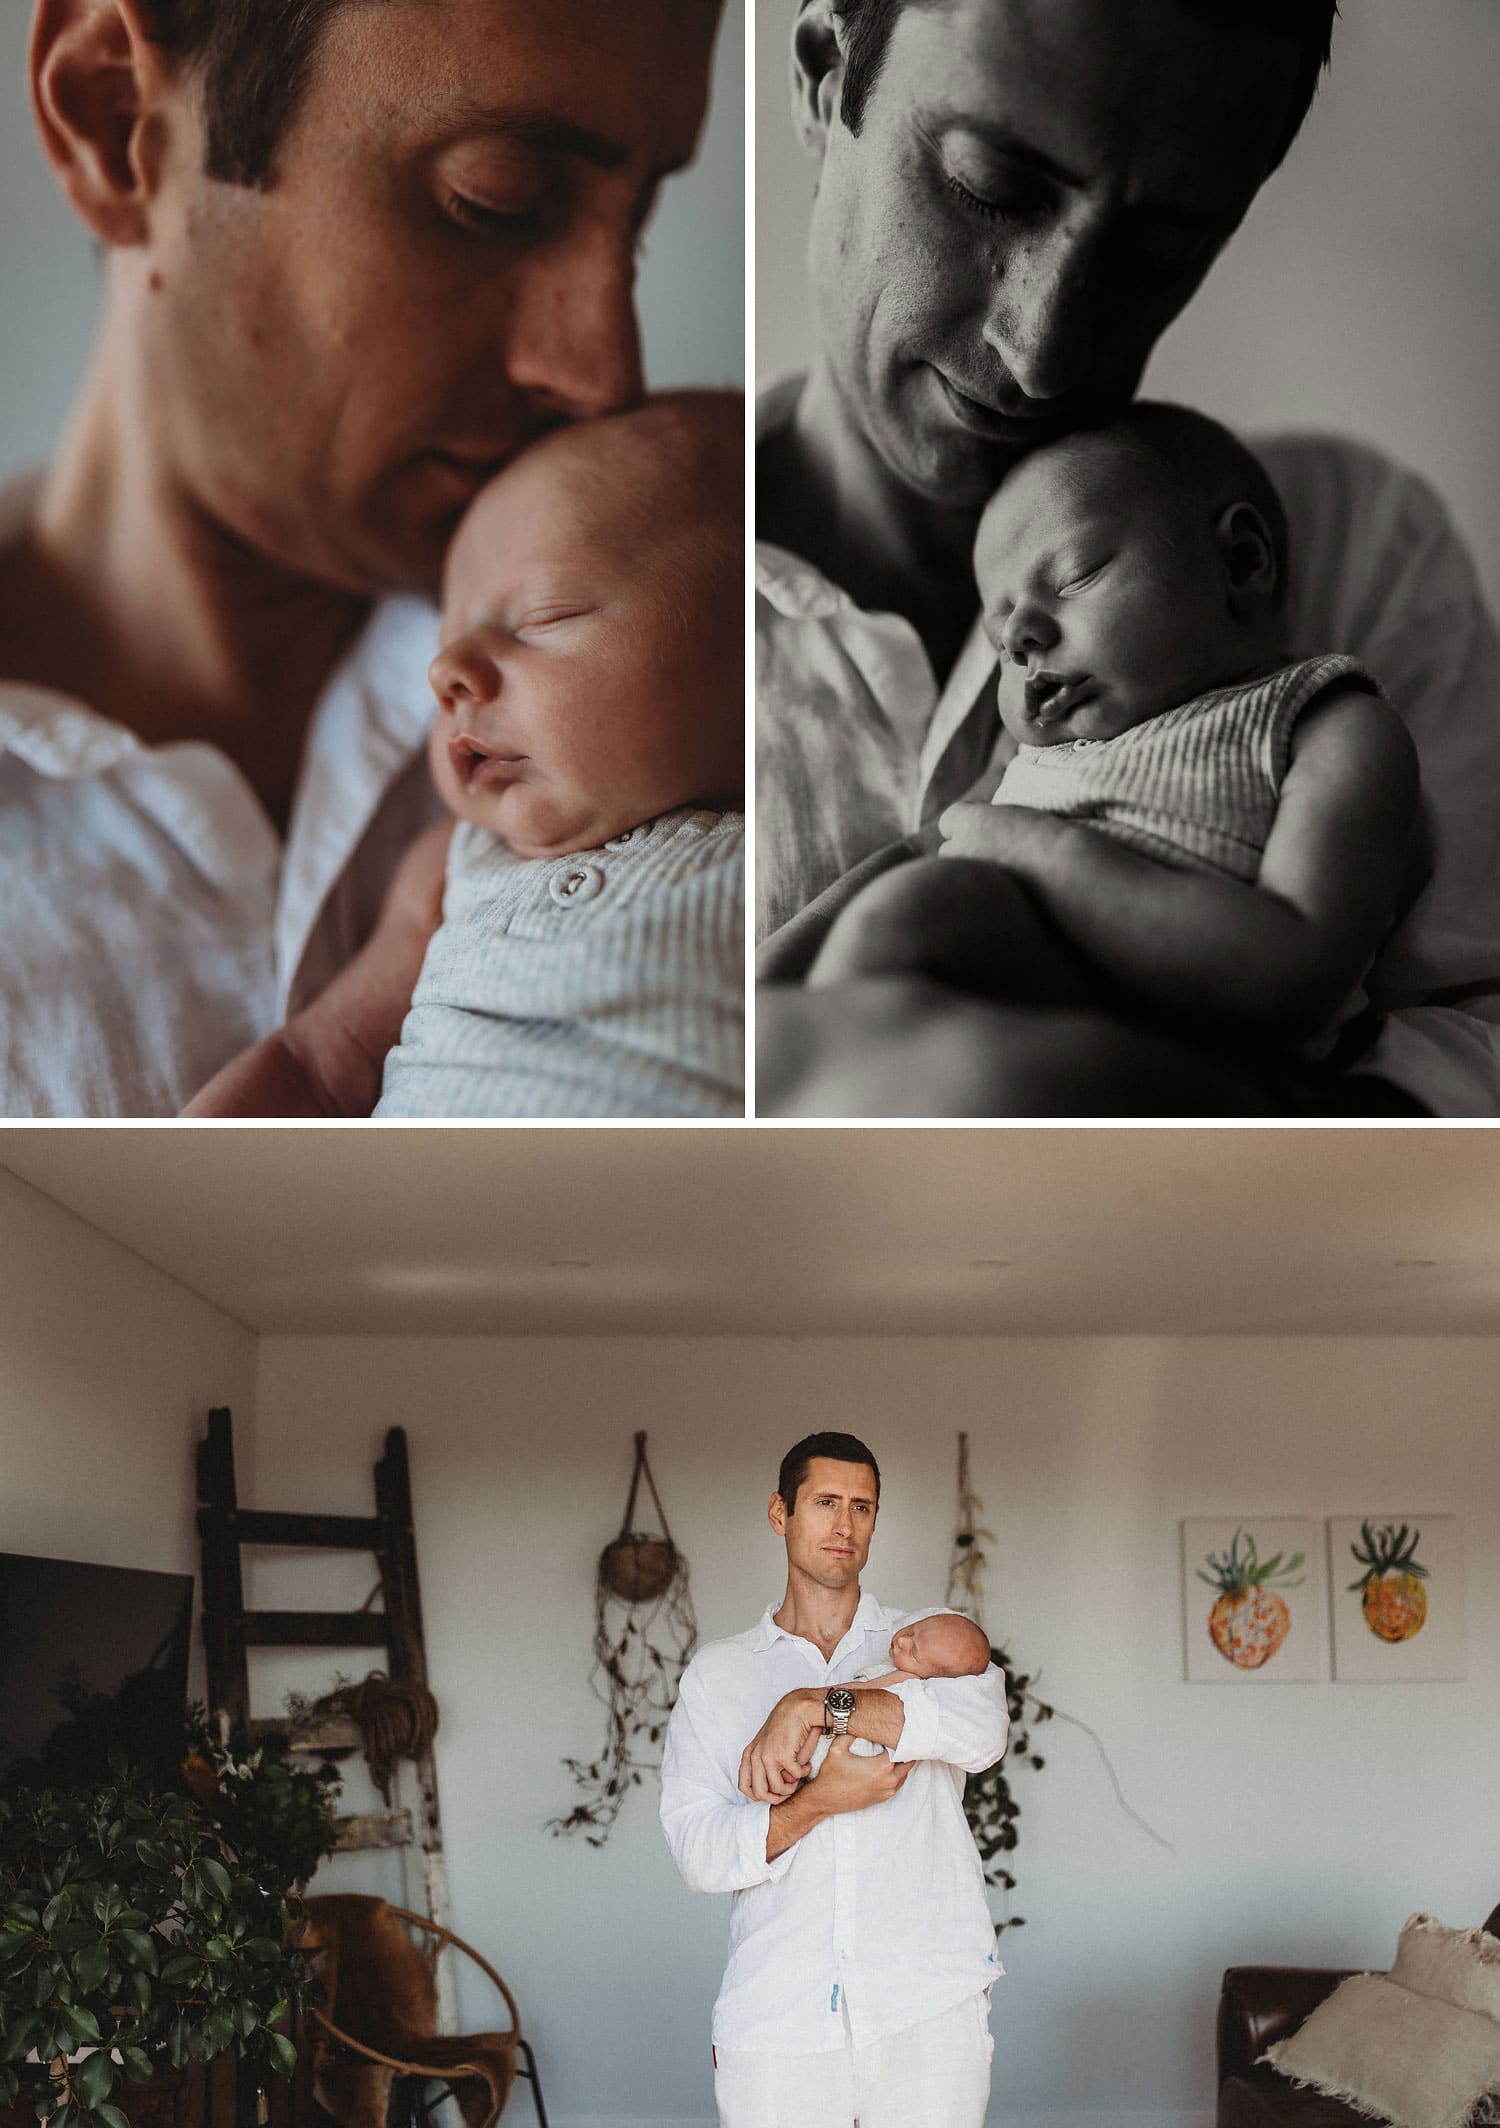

{"left": 1181, "top": 1519, "right": 1323, "bottom": 1683}
{"left": 1329, "top": 1515, "right": 1466, "bottom": 1681}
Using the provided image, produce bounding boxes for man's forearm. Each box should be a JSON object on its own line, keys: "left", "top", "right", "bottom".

{"left": 766, "top": 1782, "right": 828, "bottom": 1860}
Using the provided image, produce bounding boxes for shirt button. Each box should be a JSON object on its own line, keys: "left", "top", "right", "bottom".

{"left": 550, "top": 862, "right": 603, "bottom": 906}
{"left": 604, "top": 821, "right": 652, "bottom": 851}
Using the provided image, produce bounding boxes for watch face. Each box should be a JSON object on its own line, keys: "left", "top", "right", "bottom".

{"left": 825, "top": 1687, "right": 856, "bottom": 1716}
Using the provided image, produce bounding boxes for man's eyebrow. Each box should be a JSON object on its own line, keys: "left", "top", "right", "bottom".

{"left": 439, "top": 99, "right": 693, "bottom": 177}
{"left": 930, "top": 112, "right": 1242, "bottom": 233}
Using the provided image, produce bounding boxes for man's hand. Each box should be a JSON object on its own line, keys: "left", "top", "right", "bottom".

{"left": 763, "top": 1736, "right": 915, "bottom": 1859}
{"left": 739, "top": 1690, "right": 821, "bottom": 1803}
{"left": 807, "top": 1736, "right": 914, "bottom": 1814}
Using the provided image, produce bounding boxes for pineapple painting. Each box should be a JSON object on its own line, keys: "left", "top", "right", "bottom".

{"left": 1348, "top": 1522, "right": 1428, "bottom": 1643}
{"left": 1330, "top": 1515, "right": 1466, "bottom": 1682}
{"left": 1197, "top": 1528, "right": 1304, "bottom": 1669}
{"left": 1182, "top": 1520, "right": 1321, "bottom": 1683}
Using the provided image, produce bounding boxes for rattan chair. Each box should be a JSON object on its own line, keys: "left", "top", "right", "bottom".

{"left": 306, "top": 1897, "right": 548, "bottom": 2128}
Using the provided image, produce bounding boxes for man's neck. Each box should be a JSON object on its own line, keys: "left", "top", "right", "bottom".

{"left": 759, "top": 362, "right": 989, "bottom": 686}
{"left": 774, "top": 1572, "right": 864, "bottom": 1661}
{"left": 0, "top": 313, "right": 370, "bottom": 829}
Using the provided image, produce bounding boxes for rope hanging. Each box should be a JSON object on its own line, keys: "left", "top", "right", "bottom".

{"left": 550, "top": 1431, "right": 697, "bottom": 1846}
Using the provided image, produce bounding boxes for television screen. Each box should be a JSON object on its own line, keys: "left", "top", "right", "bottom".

{"left": 0, "top": 1549, "right": 195, "bottom": 1791}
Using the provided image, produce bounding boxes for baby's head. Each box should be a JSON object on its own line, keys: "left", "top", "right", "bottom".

{"left": 975, "top": 402, "right": 1291, "bottom": 748}
{"left": 886, "top": 1611, "right": 991, "bottom": 1680}
{"left": 428, "top": 391, "right": 743, "bottom": 858}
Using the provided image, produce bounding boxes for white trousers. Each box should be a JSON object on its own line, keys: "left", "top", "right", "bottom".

{"left": 713, "top": 1988, "right": 993, "bottom": 2128}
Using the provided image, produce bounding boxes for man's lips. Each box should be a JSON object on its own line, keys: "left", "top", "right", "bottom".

{"left": 1023, "top": 670, "right": 1096, "bottom": 725}
{"left": 932, "top": 369, "right": 1059, "bottom": 443}
{"left": 448, "top": 732, "right": 526, "bottom": 787}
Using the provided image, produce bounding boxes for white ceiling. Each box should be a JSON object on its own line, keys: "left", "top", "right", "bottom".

{"left": 3, "top": 1127, "right": 1500, "bottom": 1338}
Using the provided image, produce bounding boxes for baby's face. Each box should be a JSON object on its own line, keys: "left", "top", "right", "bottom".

{"left": 887, "top": 1613, "right": 989, "bottom": 1678}
{"left": 428, "top": 434, "right": 737, "bottom": 858}
{"left": 975, "top": 436, "right": 1248, "bottom": 748}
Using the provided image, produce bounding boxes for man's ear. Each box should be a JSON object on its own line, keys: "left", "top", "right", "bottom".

{"left": 790, "top": 0, "right": 845, "bottom": 161}
{"left": 1214, "top": 501, "right": 1279, "bottom": 616}
{"left": 29, "top": 0, "right": 172, "bottom": 247}
{"left": 768, "top": 1491, "right": 789, "bottom": 1537}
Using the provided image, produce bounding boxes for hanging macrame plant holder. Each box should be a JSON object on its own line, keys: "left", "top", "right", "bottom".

{"left": 600, "top": 1434, "right": 682, "bottom": 1604}
{"left": 549, "top": 1432, "right": 697, "bottom": 1847}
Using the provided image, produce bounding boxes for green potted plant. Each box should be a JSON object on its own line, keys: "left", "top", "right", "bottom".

{"left": 0, "top": 1735, "right": 338, "bottom": 2128}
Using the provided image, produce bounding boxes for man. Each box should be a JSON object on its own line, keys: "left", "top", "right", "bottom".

{"left": 0, "top": 0, "right": 722, "bottom": 1114}
{"left": 660, "top": 1431, "right": 1009, "bottom": 2128}
{"left": 757, "top": 0, "right": 1500, "bottom": 1115}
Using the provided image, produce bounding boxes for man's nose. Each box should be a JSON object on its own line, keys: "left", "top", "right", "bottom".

{"left": 983, "top": 223, "right": 1096, "bottom": 406}
{"left": 507, "top": 225, "right": 645, "bottom": 421}
{"left": 429, "top": 637, "right": 500, "bottom": 714}
{"left": 1000, "top": 601, "right": 1060, "bottom": 668}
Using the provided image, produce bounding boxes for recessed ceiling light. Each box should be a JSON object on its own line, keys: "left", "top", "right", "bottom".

{"left": 550, "top": 1257, "right": 593, "bottom": 1270}
{"left": 1393, "top": 1258, "right": 1440, "bottom": 1269}
{"left": 971, "top": 1257, "right": 1009, "bottom": 1269}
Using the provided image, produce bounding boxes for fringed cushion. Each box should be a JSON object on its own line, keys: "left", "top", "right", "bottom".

{"left": 1261, "top": 1913, "right": 1500, "bottom": 2128}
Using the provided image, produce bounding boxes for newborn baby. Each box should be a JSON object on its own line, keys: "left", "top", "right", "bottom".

{"left": 807, "top": 1610, "right": 991, "bottom": 1776}
{"left": 187, "top": 393, "right": 744, "bottom": 1118}
{"left": 808, "top": 402, "right": 1420, "bottom": 1056}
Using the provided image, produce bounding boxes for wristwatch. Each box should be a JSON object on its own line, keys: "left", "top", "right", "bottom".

{"left": 823, "top": 1685, "right": 856, "bottom": 1737}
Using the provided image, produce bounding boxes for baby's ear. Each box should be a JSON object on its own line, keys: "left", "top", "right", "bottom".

{"left": 1214, "top": 501, "right": 1279, "bottom": 616}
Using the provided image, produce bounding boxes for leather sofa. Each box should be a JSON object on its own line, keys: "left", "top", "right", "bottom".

{"left": 1217, "top": 1900, "right": 1500, "bottom": 2127}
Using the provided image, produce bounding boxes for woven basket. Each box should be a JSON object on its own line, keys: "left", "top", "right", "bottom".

{"left": 600, "top": 1531, "right": 679, "bottom": 1605}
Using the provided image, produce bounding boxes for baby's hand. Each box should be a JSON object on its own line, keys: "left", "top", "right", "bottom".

{"left": 938, "top": 801, "right": 1080, "bottom": 872}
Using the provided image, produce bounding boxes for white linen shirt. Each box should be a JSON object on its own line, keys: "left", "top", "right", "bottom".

{"left": 756, "top": 379, "right": 1500, "bottom": 1115}
{"left": 0, "top": 479, "right": 443, "bottom": 1116}
{"left": 659, "top": 1592, "right": 1008, "bottom": 2056}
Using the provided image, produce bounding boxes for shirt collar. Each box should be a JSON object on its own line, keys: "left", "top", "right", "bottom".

{"left": 748, "top": 1587, "right": 889, "bottom": 1656}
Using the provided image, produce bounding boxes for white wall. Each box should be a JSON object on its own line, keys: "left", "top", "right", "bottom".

{"left": 0, "top": 1165, "right": 259, "bottom": 1706}
{"left": 248, "top": 1333, "right": 1500, "bottom": 2128}
{"left": 754, "top": 0, "right": 1500, "bottom": 614}
{"left": 0, "top": 0, "right": 744, "bottom": 482}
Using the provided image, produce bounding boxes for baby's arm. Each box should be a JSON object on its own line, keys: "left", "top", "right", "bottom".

{"left": 183, "top": 821, "right": 453, "bottom": 1118}
{"left": 938, "top": 687, "right": 1419, "bottom": 1040}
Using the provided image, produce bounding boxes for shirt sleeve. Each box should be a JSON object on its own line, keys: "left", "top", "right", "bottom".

{"left": 659, "top": 1657, "right": 799, "bottom": 1896}
{"left": 1258, "top": 433, "right": 1500, "bottom": 1114}
{"left": 885, "top": 1664, "right": 1009, "bottom": 1775}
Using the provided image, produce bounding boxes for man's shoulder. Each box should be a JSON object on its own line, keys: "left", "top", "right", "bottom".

{"left": 684, "top": 1616, "right": 778, "bottom": 1680}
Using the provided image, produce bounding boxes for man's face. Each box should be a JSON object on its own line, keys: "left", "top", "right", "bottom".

{"left": 135, "top": 0, "right": 719, "bottom": 593}
{"left": 803, "top": 0, "right": 1302, "bottom": 508}
{"left": 772, "top": 1457, "right": 879, "bottom": 1591}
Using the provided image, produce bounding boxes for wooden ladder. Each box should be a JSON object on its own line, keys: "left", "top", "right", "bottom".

{"left": 196, "top": 1409, "right": 456, "bottom": 2029}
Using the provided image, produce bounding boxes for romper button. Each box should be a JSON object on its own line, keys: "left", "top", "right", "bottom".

{"left": 605, "top": 821, "right": 652, "bottom": 852}
{"left": 550, "top": 862, "right": 603, "bottom": 906}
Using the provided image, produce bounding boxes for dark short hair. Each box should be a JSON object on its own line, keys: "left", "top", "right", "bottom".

{"left": 141, "top": 0, "right": 348, "bottom": 188}
{"left": 831, "top": 0, "right": 1340, "bottom": 172}
{"left": 777, "top": 1433, "right": 881, "bottom": 1515}
{"left": 1068, "top": 400, "right": 1292, "bottom": 611}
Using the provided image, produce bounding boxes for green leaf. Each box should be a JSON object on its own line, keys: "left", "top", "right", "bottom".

{"left": 116, "top": 1932, "right": 158, "bottom": 1976}
{"left": 119, "top": 2048, "right": 154, "bottom": 2083}
{"left": 235, "top": 2000, "right": 260, "bottom": 2038}
{"left": 58, "top": 2005, "right": 102, "bottom": 2045}
{"left": 198, "top": 1860, "right": 233, "bottom": 1905}
{"left": 165, "top": 2019, "right": 189, "bottom": 2071}
{"left": 72, "top": 1941, "right": 110, "bottom": 1994}
{"left": 2, "top": 2013, "right": 42, "bottom": 2064}
{"left": 75, "top": 2050, "right": 115, "bottom": 2109}
{"left": 95, "top": 2107, "right": 131, "bottom": 2128}
{"left": 202, "top": 2011, "right": 234, "bottom": 2056}
{"left": 42, "top": 1896, "right": 69, "bottom": 1936}
{"left": 264, "top": 2030, "right": 297, "bottom": 2080}
{"left": 0, "top": 2066, "right": 18, "bottom": 2107}
{"left": 158, "top": 1954, "right": 200, "bottom": 1988}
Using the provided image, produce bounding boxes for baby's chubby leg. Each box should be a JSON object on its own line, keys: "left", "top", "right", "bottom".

{"left": 807, "top": 854, "right": 1100, "bottom": 1007}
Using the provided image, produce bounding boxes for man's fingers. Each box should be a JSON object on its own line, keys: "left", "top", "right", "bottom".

{"left": 937, "top": 801, "right": 997, "bottom": 855}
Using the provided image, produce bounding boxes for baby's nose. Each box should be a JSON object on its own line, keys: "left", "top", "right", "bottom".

{"left": 429, "top": 637, "right": 501, "bottom": 713}
{"left": 1000, "top": 603, "right": 1060, "bottom": 668}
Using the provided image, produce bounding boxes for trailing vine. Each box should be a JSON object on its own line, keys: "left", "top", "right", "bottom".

{"left": 548, "top": 1434, "right": 697, "bottom": 1847}
{"left": 949, "top": 1433, "right": 1170, "bottom": 1933}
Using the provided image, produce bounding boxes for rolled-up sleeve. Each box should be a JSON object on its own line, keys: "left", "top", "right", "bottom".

{"left": 660, "top": 1659, "right": 798, "bottom": 1895}
{"left": 886, "top": 1664, "right": 1009, "bottom": 1774}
